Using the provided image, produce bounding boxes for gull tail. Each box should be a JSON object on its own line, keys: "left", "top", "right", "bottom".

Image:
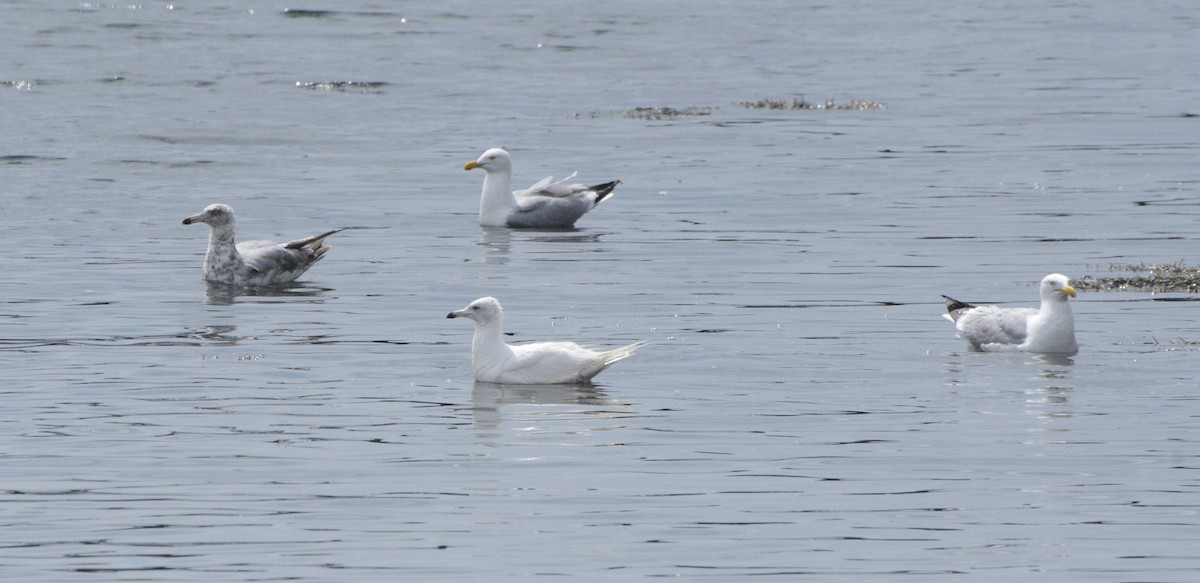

{"left": 579, "top": 340, "right": 645, "bottom": 382}
{"left": 602, "top": 340, "right": 645, "bottom": 365}
{"left": 590, "top": 180, "right": 621, "bottom": 204}
{"left": 286, "top": 228, "right": 347, "bottom": 259}
{"left": 941, "top": 294, "right": 975, "bottom": 323}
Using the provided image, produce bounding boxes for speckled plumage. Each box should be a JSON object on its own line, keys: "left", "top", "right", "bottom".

{"left": 942, "top": 273, "right": 1078, "bottom": 354}
{"left": 464, "top": 148, "right": 619, "bottom": 229}
{"left": 447, "top": 296, "right": 644, "bottom": 384}
{"left": 182, "top": 203, "right": 342, "bottom": 287}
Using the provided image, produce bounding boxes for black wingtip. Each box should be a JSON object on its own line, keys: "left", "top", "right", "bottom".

{"left": 591, "top": 180, "right": 621, "bottom": 204}
{"left": 941, "top": 294, "right": 974, "bottom": 313}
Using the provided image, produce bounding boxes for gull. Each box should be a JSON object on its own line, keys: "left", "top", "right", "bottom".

{"left": 942, "top": 273, "right": 1078, "bottom": 353}
{"left": 447, "top": 296, "right": 644, "bottom": 384}
{"left": 463, "top": 148, "right": 620, "bottom": 229}
{"left": 182, "top": 203, "right": 343, "bottom": 287}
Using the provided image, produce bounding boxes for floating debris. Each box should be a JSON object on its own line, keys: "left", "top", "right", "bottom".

{"left": 624, "top": 106, "right": 716, "bottom": 120}
{"left": 5, "top": 80, "right": 37, "bottom": 90}
{"left": 579, "top": 97, "right": 884, "bottom": 120}
{"left": 296, "top": 81, "right": 388, "bottom": 93}
{"left": 1076, "top": 261, "right": 1200, "bottom": 293}
{"left": 734, "top": 97, "right": 887, "bottom": 111}
{"left": 579, "top": 106, "right": 717, "bottom": 120}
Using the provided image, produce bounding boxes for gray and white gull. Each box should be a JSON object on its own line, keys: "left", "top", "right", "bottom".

{"left": 182, "top": 203, "right": 343, "bottom": 287}
{"left": 942, "top": 273, "right": 1078, "bottom": 354}
{"left": 447, "top": 296, "right": 644, "bottom": 384}
{"left": 463, "top": 148, "right": 620, "bottom": 229}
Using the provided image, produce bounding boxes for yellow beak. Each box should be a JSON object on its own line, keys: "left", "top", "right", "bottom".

{"left": 1061, "top": 285, "right": 1077, "bottom": 298}
{"left": 464, "top": 161, "right": 482, "bottom": 171}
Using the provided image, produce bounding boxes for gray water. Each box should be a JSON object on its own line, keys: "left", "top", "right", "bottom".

{"left": 3, "top": 1, "right": 1199, "bottom": 581}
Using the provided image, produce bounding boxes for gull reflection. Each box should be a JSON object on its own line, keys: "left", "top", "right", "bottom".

{"left": 194, "top": 325, "right": 241, "bottom": 345}
{"left": 478, "top": 227, "right": 512, "bottom": 265}
{"left": 205, "top": 282, "right": 334, "bottom": 306}
{"left": 1030, "top": 353, "right": 1075, "bottom": 419}
{"left": 470, "top": 381, "right": 625, "bottom": 431}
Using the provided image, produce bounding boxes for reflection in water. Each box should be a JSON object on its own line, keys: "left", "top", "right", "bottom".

{"left": 1036, "top": 385, "right": 1073, "bottom": 408}
{"left": 1031, "top": 353, "right": 1074, "bottom": 419}
{"left": 523, "top": 231, "right": 605, "bottom": 244}
{"left": 941, "top": 351, "right": 1077, "bottom": 416}
{"left": 194, "top": 325, "right": 240, "bottom": 345}
{"left": 204, "top": 282, "right": 334, "bottom": 306}
{"left": 477, "top": 227, "right": 609, "bottom": 266}
{"left": 470, "top": 381, "right": 625, "bottom": 430}
{"left": 1031, "top": 353, "right": 1074, "bottom": 368}
{"left": 478, "top": 227, "right": 512, "bottom": 265}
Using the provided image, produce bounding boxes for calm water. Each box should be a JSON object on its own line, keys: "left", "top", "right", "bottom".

{"left": 2, "top": 1, "right": 1198, "bottom": 581}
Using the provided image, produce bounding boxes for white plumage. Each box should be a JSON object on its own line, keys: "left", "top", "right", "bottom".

{"left": 182, "top": 203, "right": 343, "bottom": 287}
{"left": 463, "top": 148, "right": 620, "bottom": 229}
{"left": 447, "top": 296, "right": 644, "bottom": 384}
{"left": 942, "top": 273, "right": 1078, "bottom": 354}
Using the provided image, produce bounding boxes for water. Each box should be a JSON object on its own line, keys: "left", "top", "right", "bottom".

{"left": 2, "top": 1, "right": 1198, "bottom": 580}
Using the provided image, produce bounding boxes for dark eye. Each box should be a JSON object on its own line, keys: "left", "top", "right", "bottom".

{"left": 471, "top": 305, "right": 480, "bottom": 310}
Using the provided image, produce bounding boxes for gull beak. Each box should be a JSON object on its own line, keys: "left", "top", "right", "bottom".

{"left": 463, "top": 160, "right": 483, "bottom": 171}
{"left": 447, "top": 309, "right": 465, "bottom": 319}
{"left": 1061, "top": 285, "right": 1077, "bottom": 298}
{"left": 182, "top": 214, "right": 202, "bottom": 225}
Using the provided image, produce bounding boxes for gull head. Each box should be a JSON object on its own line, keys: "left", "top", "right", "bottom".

{"left": 183, "top": 203, "right": 236, "bottom": 227}
{"left": 1040, "top": 273, "right": 1077, "bottom": 302}
{"left": 463, "top": 148, "right": 512, "bottom": 174}
{"left": 447, "top": 296, "right": 504, "bottom": 325}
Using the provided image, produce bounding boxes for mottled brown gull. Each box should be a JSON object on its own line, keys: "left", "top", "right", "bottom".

{"left": 942, "top": 273, "right": 1078, "bottom": 354}
{"left": 182, "top": 203, "right": 343, "bottom": 287}
{"left": 463, "top": 148, "right": 620, "bottom": 229}
{"left": 447, "top": 296, "right": 644, "bottom": 384}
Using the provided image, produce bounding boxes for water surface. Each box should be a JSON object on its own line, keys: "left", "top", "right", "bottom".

{"left": 2, "top": 1, "right": 1198, "bottom": 580}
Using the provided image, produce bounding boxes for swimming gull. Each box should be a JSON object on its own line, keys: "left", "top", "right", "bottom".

{"left": 942, "top": 273, "right": 1078, "bottom": 353}
{"left": 447, "top": 296, "right": 644, "bottom": 384}
{"left": 463, "top": 148, "right": 620, "bottom": 229}
{"left": 182, "top": 203, "right": 343, "bottom": 287}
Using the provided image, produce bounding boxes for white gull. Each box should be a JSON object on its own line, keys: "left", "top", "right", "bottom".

{"left": 447, "top": 296, "right": 644, "bottom": 384}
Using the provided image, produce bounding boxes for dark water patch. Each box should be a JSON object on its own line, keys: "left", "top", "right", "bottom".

{"left": 2, "top": 155, "right": 65, "bottom": 164}
{"left": 0, "top": 327, "right": 259, "bottom": 350}
{"left": 743, "top": 301, "right": 903, "bottom": 309}
{"left": 734, "top": 97, "right": 887, "bottom": 111}
{"left": 292, "top": 338, "right": 450, "bottom": 346}
{"left": 282, "top": 9, "right": 401, "bottom": 19}
{"left": 168, "top": 160, "right": 217, "bottom": 168}
{"left": 283, "top": 9, "right": 338, "bottom": 18}
{"left": 1134, "top": 196, "right": 1200, "bottom": 207}
{"left": 296, "top": 81, "right": 388, "bottom": 93}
